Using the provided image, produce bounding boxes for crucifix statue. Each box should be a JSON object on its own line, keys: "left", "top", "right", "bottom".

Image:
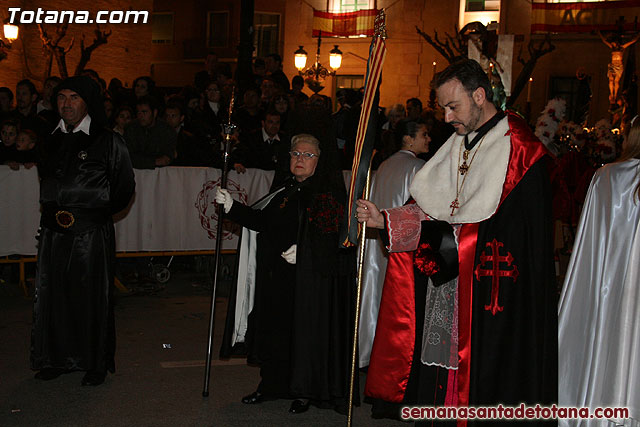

{"left": 598, "top": 17, "right": 640, "bottom": 105}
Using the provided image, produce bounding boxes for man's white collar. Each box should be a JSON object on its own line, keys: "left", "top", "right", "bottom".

{"left": 53, "top": 114, "right": 92, "bottom": 135}
{"left": 262, "top": 127, "right": 280, "bottom": 143}
{"left": 409, "top": 116, "right": 510, "bottom": 223}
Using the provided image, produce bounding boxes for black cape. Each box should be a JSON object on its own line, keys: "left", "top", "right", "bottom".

{"left": 224, "top": 174, "right": 358, "bottom": 410}
{"left": 31, "top": 120, "right": 135, "bottom": 373}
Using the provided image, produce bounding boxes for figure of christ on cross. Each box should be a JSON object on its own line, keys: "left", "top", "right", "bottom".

{"left": 598, "top": 25, "right": 640, "bottom": 105}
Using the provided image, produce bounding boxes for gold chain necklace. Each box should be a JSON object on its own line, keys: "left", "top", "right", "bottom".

{"left": 450, "top": 135, "right": 487, "bottom": 216}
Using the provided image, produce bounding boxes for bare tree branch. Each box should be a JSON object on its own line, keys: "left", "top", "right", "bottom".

{"left": 43, "top": 53, "right": 53, "bottom": 82}
{"left": 508, "top": 34, "right": 556, "bottom": 107}
{"left": 417, "top": 24, "right": 469, "bottom": 65}
{"left": 38, "top": 23, "right": 73, "bottom": 79}
{"left": 74, "top": 25, "right": 111, "bottom": 76}
{"left": 64, "top": 38, "right": 75, "bottom": 54}
{"left": 416, "top": 26, "right": 456, "bottom": 63}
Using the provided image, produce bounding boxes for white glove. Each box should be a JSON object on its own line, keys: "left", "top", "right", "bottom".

{"left": 281, "top": 244, "right": 297, "bottom": 264}
{"left": 215, "top": 187, "right": 234, "bottom": 213}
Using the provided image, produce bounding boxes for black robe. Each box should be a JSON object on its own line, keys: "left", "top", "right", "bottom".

{"left": 225, "top": 176, "right": 357, "bottom": 410}
{"left": 31, "top": 121, "right": 135, "bottom": 373}
{"left": 365, "top": 114, "right": 557, "bottom": 426}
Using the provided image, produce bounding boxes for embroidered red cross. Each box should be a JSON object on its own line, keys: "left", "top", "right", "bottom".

{"left": 474, "top": 238, "right": 519, "bottom": 316}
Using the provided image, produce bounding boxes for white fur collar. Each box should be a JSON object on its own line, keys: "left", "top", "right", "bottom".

{"left": 409, "top": 116, "right": 510, "bottom": 223}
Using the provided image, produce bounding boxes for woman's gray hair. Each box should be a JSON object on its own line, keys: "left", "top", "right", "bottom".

{"left": 388, "top": 103, "right": 406, "bottom": 118}
{"left": 290, "top": 133, "right": 321, "bottom": 154}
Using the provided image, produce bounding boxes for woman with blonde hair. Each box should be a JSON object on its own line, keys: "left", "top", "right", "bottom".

{"left": 558, "top": 116, "right": 640, "bottom": 426}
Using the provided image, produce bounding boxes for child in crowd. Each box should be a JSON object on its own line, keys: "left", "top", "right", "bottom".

{"left": 10, "top": 129, "right": 38, "bottom": 170}
{"left": 0, "top": 119, "right": 20, "bottom": 166}
{"left": 113, "top": 105, "right": 133, "bottom": 136}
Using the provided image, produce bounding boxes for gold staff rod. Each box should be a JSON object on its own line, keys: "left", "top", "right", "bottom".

{"left": 347, "top": 161, "right": 373, "bottom": 427}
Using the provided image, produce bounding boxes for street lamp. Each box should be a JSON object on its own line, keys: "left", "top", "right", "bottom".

{"left": 294, "top": 45, "right": 308, "bottom": 71}
{"left": 3, "top": 21, "right": 18, "bottom": 41}
{"left": 0, "top": 19, "right": 18, "bottom": 62}
{"left": 329, "top": 45, "right": 343, "bottom": 70}
{"left": 294, "top": 32, "right": 342, "bottom": 94}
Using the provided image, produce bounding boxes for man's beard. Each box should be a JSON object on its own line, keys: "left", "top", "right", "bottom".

{"left": 456, "top": 104, "right": 483, "bottom": 135}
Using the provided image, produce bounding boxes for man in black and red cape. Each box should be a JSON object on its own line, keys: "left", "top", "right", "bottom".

{"left": 356, "top": 59, "right": 557, "bottom": 426}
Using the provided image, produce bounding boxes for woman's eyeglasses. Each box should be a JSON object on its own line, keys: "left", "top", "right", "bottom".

{"left": 290, "top": 151, "right": 318, "bottom": 160}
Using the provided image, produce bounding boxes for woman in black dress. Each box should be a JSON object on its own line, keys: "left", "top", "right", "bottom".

{"left": 216, "top": 133, "right": 356, "bottom": 414}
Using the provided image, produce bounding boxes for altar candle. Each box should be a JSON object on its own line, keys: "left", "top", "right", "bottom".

{"left": 527, "top": 77, "right": 533, "bottom": 102}
{"left": 433, "top": 61, "right": 437, "bottom": 76}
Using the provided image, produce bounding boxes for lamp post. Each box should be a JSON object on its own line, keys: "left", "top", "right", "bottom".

{"left": 294, "top": 32, "right": 342, "bottom": 94}
{"left": 4, "top": 21, "right": 18, "bottom": 41}
{"left": 0, "top": 19, "right": 19, "bottom": 62}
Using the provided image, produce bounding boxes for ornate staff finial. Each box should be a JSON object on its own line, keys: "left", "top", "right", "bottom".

{"left": 374, "top": 9, "right": 387, "bottom": 40}
{"left": 223, "top": 86, "right": 237, "bottom": 136}
{"left": 227, "top": 86, "right": 235, "bottom": 124}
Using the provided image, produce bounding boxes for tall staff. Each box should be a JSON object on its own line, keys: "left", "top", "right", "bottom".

{"left": 202, "top": 87, "right": 236, "bottom": 397}
{"left": 339, "top": 11, "right": 387, "bottom": 426}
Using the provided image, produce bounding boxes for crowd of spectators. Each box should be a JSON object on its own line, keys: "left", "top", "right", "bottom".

{"left": 0, "top": 51, "right": 453, "bottom": 174}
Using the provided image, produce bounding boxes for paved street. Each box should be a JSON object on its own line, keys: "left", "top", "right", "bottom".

{"left": 0, "top": 257, "right": 405, "bottom": 427}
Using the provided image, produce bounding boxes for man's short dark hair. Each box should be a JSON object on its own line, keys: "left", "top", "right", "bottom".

{"left": 265, "top": 53, "right": 282, "bottom": 64}
{"left": 431, "top": 59, "right": 493, "bottom": 105}
{"left": 407, "top": 97, "right": 423, "bottom": 110}
{"left": 243, "top": 86, "right": 261, "bottom": 97}
{"left": 165, "top": 98, "right": 186, "bottom": 116}
{"left": 17, "top": 79, "right": 38, "bottom": 96}
{"left": 0, "top": 87, "right": 13, "bottom": 102}
{"left": 114, "top": 104, "right": 134, "bottom": 118}
{"left": 136, "top": 95, "right": 159, "bottom": 112}
{"left": 1, "top": 118, "right": 19, "bottom": 130}
{"left": 262, "top": 108, "right": 281, "bottom": 121}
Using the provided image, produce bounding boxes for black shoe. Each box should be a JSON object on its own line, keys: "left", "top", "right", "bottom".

{"left": 333, "top": 403, "right": 348, "bottom": 416}
{"left": 289, "top": 399, "right": 310, "bottom": 414}
{"left": 34, "top": 368, "right": 66, "bottom": 381}
{"left": 81, "top": 370, "right": 106, "bottom": 386}
{"left": 241, "top": 391, "right": 264, "bottom": 404}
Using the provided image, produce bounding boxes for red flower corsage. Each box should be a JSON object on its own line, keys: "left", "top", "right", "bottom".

{"left": 307, "top": 192, "right": 344, "bottom": 233}
{"left": 414, "top": 243, "right": 440, "bottom": 276}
